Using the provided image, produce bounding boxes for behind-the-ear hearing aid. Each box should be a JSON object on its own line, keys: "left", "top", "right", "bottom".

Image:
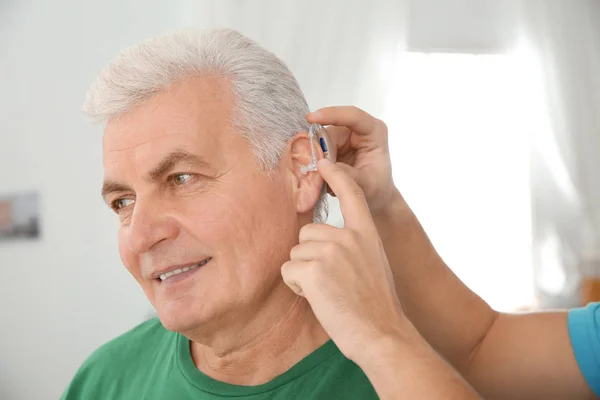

{"left": 300, "top": 123, "right": 337, "bottom": 174}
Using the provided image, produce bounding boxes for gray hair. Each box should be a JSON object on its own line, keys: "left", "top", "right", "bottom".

{"left": 83, "top": 28, "right": 327, "bottom": 222}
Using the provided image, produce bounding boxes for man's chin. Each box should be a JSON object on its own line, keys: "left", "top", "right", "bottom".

{"left": 154, "top": 299, "right": 222, "bottom": 335}
{"left": 156, "top": 306, "right": 200, "bottom": 333}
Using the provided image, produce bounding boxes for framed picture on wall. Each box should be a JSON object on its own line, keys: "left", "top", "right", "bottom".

{"left": 0, "top": 192, "right": 40, "bottom": 240}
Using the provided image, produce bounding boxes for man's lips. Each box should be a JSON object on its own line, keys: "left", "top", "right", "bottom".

{"left": 151, "top": 257, "right": 212, "bottom": 282}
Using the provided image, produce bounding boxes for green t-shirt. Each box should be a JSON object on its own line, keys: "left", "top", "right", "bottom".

{"left": 61, "top": 318, "right": 378, "bottom": 399}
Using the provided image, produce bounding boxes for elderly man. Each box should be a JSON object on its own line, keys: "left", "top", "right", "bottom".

{"left": 61, "top": 29, "right": 479, "bottom": 399}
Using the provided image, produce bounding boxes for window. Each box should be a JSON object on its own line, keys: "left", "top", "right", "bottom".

{"left": 381, "top": 52, "right": 534, "bottom": 311}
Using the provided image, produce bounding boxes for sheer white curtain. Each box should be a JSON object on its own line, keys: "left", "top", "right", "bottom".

{"left": 381, "top": 52, "right": 534, "bottom": 311}
{"left": 184, "top": 0, "right": 408, "bottom": 113}
{"left": 351, "top": 0, "right": 600, "bottom": 311}
{"left": 519, "top": 0, "right": 600, "bottom": 308}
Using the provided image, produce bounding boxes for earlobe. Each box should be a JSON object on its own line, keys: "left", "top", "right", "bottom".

{"left": 289, "top": 133, "right": 325, "bottom": 214}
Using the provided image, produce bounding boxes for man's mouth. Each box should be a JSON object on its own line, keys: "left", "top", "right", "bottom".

{"left": 155, "top": 258, "right": 212, "bottom": 282}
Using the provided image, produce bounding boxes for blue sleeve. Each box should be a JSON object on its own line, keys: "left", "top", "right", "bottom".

{"left": 568, "top": 302, "right": 600, "bottom": 397}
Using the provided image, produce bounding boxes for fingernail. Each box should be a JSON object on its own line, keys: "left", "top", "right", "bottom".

{"left": 318, "top": 159, "right": 332, "bottom": 168}
{"left": 308, "top": 110, "right": 323, "bottom": 119}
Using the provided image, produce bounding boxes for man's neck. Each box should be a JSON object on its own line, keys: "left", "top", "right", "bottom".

{"left": 188, "top": 285, "right": 329, "bottom": 385}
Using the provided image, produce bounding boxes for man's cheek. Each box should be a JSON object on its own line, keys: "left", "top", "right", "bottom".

{"left": 184, "top": 193, "right": 238, "bottom": 230}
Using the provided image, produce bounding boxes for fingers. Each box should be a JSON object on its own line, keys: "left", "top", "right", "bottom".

{"left": 320, "top": 125, "right": 352, "bottom": 154}
{"left": 283, "top": 241, "right": 349, "bottom": 297}
{"left": 298, "top": 223, "right": 341, "bottom": 243}
{"left": 290, "top": 241, "right": 344, "bottom": 262}
{"left": 333, "top": 162, "right": 360, "bottom": 185}
{"left": 317, "top": 159, "right": 373, "bottom": 230}
{"left": 308, "top": 106, "right": 386, "bottom": 138}
{"left": 281, "top": 260, "right": 314, "bottom": 297}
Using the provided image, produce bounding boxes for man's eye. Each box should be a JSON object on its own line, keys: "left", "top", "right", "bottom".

{"left": 171, "top": 173, "right": 194, "bottom": 185}
{"left": 112, "top": 198, "right": 135, "bottom": 211}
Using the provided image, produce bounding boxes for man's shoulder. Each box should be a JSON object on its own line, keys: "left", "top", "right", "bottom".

{"left": 61, "top": 317, "right": 175, "bottom": 399}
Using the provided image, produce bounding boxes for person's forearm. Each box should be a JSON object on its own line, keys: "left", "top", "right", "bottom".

{"left": 372, "top": 191, "right": 597, "bottom": 399}
{"left": 372, "top": 190, "right": 497, "bottom": 372}
{"left": 355, "top": 318, "right": 481, "bottom": 399}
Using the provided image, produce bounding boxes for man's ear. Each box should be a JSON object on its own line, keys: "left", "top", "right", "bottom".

{"left": 288, "top": 132, "right": 325, "bottom": 214}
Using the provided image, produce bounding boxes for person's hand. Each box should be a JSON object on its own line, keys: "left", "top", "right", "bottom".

{"left": 281, "top": 158, "right": 405, "bottom": 364}
{"left": 282, "top": 159, "right": 483, "bottom": 400}
{"left": 307, "top": 106, "right": 397, "bottom": 214}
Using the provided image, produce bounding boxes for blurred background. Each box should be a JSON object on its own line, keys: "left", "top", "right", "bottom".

{"left": 1, "top": 0, "right": 599, "bottom": 398}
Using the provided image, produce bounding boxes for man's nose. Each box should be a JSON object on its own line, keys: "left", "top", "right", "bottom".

{"left": 124, "top": 200, "right": 179, "bottom": 254}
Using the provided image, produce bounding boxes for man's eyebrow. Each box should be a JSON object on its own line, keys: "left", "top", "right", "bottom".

{"left": 100, "top": 150, "right": 211, "bottom": 201}
{"left": 101, "top": 181, "right": 131, "bottom": 201}
{"left": 145, "top": 149, "right": 211, "bottom": 181}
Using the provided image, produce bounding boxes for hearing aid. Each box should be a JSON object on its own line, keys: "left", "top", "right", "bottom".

{"left": 300, "top": 123, "right": 337, "bottom": 174}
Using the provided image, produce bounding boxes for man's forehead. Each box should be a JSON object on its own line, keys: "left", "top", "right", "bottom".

{"left": 100, "top": 76, "right": 240, "bottom": 183}
{"left": 102, "top": 76, "right": 232, "bottom": 152}
{"left": 102, "top": 127, "right": 222, "bottom": 180}
{"left": 103, "top": 126, "right": 210, "bottom": 157}
{"left": 103, "top": 111, "right": 225, "bottom": 164}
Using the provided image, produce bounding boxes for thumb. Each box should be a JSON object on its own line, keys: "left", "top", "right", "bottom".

{"left": 317, "top": 159, "right": 372, "bottom": 229}
{"left": 327, "top": 162, "right": 359, "bottom": 197}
